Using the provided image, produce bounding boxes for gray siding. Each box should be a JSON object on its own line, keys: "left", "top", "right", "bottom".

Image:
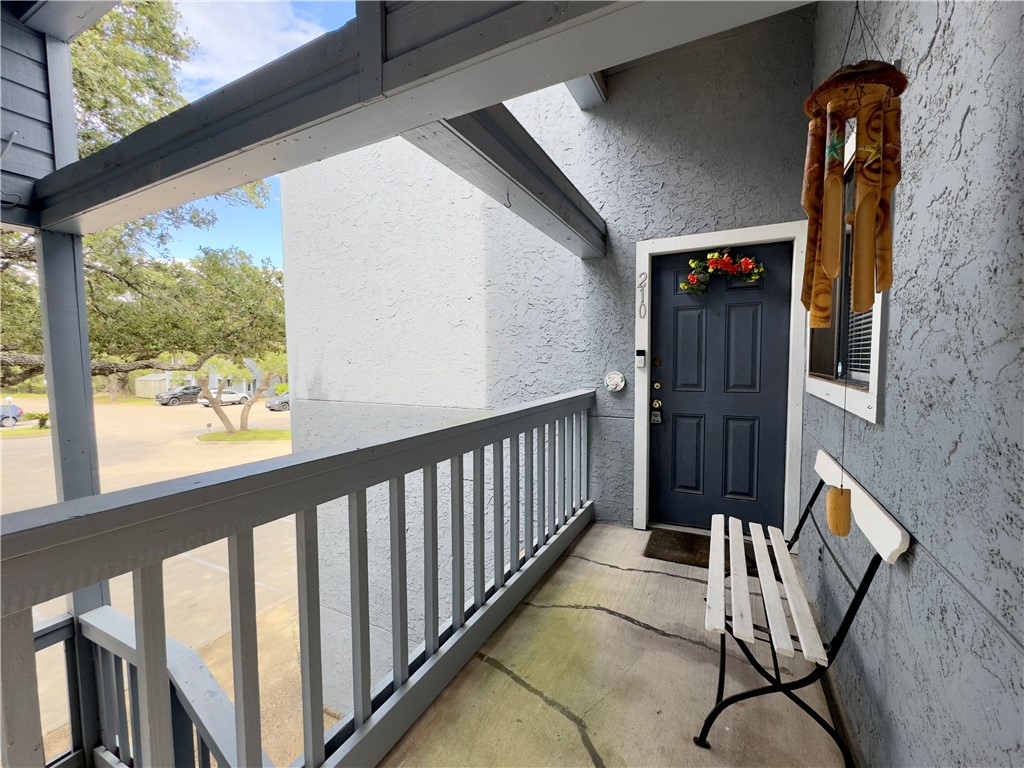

{"left": 1, "top": 9, "right": 55, "bottom": 225}
{"left": 799, "top": 2, "right": 1023, "bottom": 766}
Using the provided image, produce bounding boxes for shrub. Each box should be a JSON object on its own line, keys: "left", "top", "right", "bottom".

{"left": 25, "top": 412, "right": 49, "bottom": 428}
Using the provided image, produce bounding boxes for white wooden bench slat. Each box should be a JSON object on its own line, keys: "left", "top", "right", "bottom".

{"left": 748, "top": 522, "right": 794, "bottom": 657}
{"left": 814, "top": 450, "right": 909, "bottom": 564}
{"left": 728, "top": 517, "right": 755, "bottom": 642}
{"left": 768, "top": 526, "right": 829, "bottom": 666}
{"left": 705, "top": 515, "right": 726, "bottom": 633}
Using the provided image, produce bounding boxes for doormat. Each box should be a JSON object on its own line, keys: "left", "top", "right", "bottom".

{"left": 643, "top": 528, "right": 760, "bottom": 575}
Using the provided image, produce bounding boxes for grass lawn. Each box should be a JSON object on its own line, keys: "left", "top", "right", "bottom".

{"left": 0, "top": 427, "right": 52, "bottom": 439}
{"left": 198, "top": 429, "right": 291, "bottom": 442}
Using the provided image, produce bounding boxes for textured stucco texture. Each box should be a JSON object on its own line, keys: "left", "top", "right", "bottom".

{"left": 282, "top": 7, "right": 816, "bottom": 715}
{"left": 283, "top": 7, "right": 815, "bottom": 521}
{"left": 797, "top": 3, "right": 1023, "bottom": 767}
{"left": 281, "top": 2, "right": 1023, "bottom": 764}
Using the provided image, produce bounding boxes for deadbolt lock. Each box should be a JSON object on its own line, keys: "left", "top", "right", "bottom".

{"left": 652, "top": 399, "right": 662, "bottom": 409}
{"left": 653, "top": 382, "right": 662, "bottom": 390}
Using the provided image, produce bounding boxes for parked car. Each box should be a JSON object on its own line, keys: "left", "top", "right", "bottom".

{"left": 155, "top": 385, "right": 203, "bottom": 406}
{"left": 0, "top": 404, "right": 24, "bottom": 427}
{"left": 265, "top": 392, "right": 290, "bottom": 411}
{"left": 198, "top": 389, "right": 249, "bottom": 407}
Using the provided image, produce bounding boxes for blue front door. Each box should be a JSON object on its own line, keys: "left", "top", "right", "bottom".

{"left": 649, "top": 240, "right": 793, "bottom": 529}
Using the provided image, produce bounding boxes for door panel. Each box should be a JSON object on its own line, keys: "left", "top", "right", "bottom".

{"left": 724, "top": 303, "right": 762, "bottom": 393}
{"left": 673, "top": 306, "right": 706, "bottom": 391}
{"left": 671, "top": 414, "right": 704, "bottom": 494}
{"left": 649, "top": 240, "right": 792, "bottom": 529}
{"left": 723, "top": 416, "right": 759, "bottom": 500}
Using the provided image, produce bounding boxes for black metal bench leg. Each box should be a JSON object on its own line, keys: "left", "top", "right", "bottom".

{"left": 714, "top": 633, "right": 726, "bottom": 704}
{"left": 775, "top": 686, "right": 855, "bottom": 768}
{"left": 694, "top": 635, "right": 853, "bottom": 766}
{"left": 694, "top": 632, "right": 729, "bottom": 749}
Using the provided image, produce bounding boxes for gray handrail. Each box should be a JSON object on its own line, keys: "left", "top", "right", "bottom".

{"left": 80, "top": 606, "right": 272, "bottom": 767}
{"left": 1, "top": 389, "right": 596, "bottom": 616}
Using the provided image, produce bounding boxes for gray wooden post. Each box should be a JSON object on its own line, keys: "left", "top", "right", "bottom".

{"left": 35, "top": 37, "right": 110, "bottom": 763}
{"left": 37, "top": 229, "right": 110, "bottom": 762}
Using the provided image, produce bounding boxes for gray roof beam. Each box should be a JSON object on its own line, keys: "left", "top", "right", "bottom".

{"left": 404, "top": 105, "right": 606, "bottom": 260}
{"left": 565, "top": 72, "right": 608, "bottom": 111}
{"left": 6, "top": 1, "right": 114, "bottom": 42}
{"left": 31, "top": 1, "right": 807, "bottom": 235}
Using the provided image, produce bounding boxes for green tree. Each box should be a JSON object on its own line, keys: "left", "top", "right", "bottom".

{"left": 238, "top": 351, "right": 288, "bottom": 431}
{"left": 195, "top": 357, "right": 253, "bottom": 435}
{"left": 0, "top": 1, "right": 273, "bottom": 391}
{"left": 180, "top": 249, "right": 285, "bottom": 433}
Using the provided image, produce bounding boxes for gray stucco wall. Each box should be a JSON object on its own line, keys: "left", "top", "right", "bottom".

{"left": 281, "top": 8, "right": 816, "bottom": 715}
{"left": 798, "top": 3, "right": 1023, "bottom": 766}
{"left": 284, "top": 6, "right": 815, "bottom": 520}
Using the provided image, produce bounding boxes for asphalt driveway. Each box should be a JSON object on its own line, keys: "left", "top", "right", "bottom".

{"left": 1, "top": 395, "right": 292, "bottom": 513}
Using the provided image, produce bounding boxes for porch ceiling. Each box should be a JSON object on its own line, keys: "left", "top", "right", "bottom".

{"left": 31, "top": 0, "right": 807, "bottom": 236}
{"left": 381, "top": 522, "right": 845, "bottom": 767}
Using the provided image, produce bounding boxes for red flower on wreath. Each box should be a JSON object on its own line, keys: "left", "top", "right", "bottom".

{"left": 679, "top": 249, "right": 766, "bottom": 295}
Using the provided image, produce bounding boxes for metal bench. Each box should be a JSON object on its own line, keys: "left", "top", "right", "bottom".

{"left": 694, "top": 449, "right": 910, "bottom": 767}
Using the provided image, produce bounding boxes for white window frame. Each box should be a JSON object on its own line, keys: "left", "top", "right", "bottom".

{"left": 804, "top": 131, "right": 887, "bottom": 425}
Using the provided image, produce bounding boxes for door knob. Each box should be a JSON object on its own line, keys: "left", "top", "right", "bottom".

{"left": 652, "top": 399, "right": 662, "bottom": 409}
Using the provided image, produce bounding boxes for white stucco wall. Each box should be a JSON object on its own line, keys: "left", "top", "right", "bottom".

{"left": 282, "top": 138, "right": 490, "bottom": 410}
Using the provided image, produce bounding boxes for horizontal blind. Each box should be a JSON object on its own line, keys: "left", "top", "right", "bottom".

{"left": 847, "top": 292, "right": 873, "bottom": 381}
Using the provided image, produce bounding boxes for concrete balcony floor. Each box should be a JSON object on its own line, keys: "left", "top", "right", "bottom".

{"left": 382, "top": 522, "right": 844, "bottom": 767}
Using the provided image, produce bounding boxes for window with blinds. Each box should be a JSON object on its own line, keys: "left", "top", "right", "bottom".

{"left": 805, "top": 127, "right": 885, "bottom": 423}
{"left": 846, "top": 302, "right": 872, "bottom": 383}
{"left": 808, "top": 159, "right": 873, "bottom": 388}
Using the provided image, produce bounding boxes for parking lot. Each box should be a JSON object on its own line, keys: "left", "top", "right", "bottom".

{"left": 2, "top": 395, "right": 310, "bottom": 762}
{"left": 2, "top": 395, "right": 292, "bottom": 513}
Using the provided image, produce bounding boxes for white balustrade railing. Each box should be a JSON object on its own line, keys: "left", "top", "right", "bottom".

{"left": 2, "top": 389, "right": 596, "bottom": 767}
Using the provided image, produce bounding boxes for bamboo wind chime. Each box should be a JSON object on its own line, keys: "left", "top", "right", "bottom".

{"left": 800, "top": 60, "right": 908, "bottom": 328}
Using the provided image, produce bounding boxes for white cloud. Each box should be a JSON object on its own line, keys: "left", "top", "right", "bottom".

{"left": 174, "top": 1, "right": 333, "bottom": 101}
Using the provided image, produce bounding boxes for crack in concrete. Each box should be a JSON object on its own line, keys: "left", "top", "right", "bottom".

{"left": 568, "top": 553, "right": 709, "bottom": 586}
{"left": 524, "top": 600, "right": 711, "bottom": 651}
{"left": 474, "top": 651, "right": 606, "bottom": 768}
{"left": 567, "top": 555, "right": 767, "bottom": 599}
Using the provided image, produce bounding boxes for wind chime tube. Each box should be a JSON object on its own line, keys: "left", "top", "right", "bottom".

{"left": 809, "top": 101, "right": 845, "bottom": 328}
{"left": 876, "top": 96, "right": 902, "bottom": 292}
{"left": 801, "top": 115, "right": 826, "bottom": 311}
{"left": 852, "top": 90, "right": 885, "bottom": 313}
{"left": 826, "top": 486, "right": 852, "bottom": 537}
{"left": 820, "top": 100, "right": 847, "bottom": 281}
{"left": 809, "top": 241, "right": 834, "bottom": 328}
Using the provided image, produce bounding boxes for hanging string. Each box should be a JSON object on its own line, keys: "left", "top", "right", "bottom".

{"left": 856, "top": 6, "right": 886, "bottom": 61}
{"left": 839, "top": 359, "right": 848, "bottom": 490}
{"left": 841, "top": 2, "right": 889, "bottom": 65}
{"left": 840, "top": 2, "right": 860, "bottom": 64}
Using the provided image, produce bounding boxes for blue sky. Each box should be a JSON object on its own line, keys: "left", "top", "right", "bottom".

{"left": 164, "top": 1, "right": 357, "bottom": 268}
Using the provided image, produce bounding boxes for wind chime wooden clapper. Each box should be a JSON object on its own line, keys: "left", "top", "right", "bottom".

{"left": 800, "top": 60, "right": 908, "bottom": 536}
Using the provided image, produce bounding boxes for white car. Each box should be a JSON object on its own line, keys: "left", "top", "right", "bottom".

{"left": 198, "top": 389, "right": 250, "bottom": 407}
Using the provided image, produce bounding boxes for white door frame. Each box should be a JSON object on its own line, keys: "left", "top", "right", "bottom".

{"left": 633, "top": 220, "right": 808, "bottom": 536}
